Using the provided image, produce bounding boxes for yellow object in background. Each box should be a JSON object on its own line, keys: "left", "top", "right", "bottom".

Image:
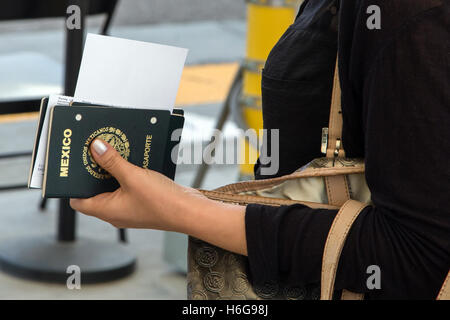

{"left": 175, "top": 63, "right": 240, "bottom": 107}
{"left": 239, "top": 0, "right": 301, "bottom": 177}
{"left": 246, "top": 1, "right": 298, "bottom": 61}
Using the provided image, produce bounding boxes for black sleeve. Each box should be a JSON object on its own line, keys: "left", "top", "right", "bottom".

{"left": 245, "top": 202, "right": 449, "bottom": 299}
{"left": 245, "top": 204, "right": 337, "bottom": 286}
{"left": 245, "top": 0, "right": 450, "bottom": 299}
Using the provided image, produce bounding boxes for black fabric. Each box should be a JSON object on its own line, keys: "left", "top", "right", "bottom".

{"left": 246, "top": 0, "right": 450, "bottom": 299}
{"left": 255, "top": 0, "right": 339, "bottom": 178}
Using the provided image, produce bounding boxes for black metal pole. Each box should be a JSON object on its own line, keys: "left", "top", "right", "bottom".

{"left": 57, "top": 199, "right": 76, "bottom": 241}
{"left": 58, "top": 0, "right": 87, "bottom": 242}
{"left": 64, "top": 0, "right": 86, "bottom": 95}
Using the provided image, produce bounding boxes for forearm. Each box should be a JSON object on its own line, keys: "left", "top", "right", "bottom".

{"left": 169, "top": 189, "right": 248, "bottom": 256}
{"left": 69, "top": 138, "right": 249, "bottom": 256}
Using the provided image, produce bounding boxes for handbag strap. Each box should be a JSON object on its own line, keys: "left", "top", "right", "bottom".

{"left": 323, "top": 59, "right": 351, "bottom": 206}
{"left": 320, "top": 62, "right": 450, "bottom": 300}
{"left": 324, "top": 59, "right": 346, "bottom": 158}
{"left": 321, "top": 199, "right": 368, "bottom": 300}
{"left": 321, "top": 201, "right": 450, "bottom": 300}
{"left": 322, "top": 68, "right": 362, "bottom": 298}
{"left": 437, "top": 270, "right": 450, "bottom": 300}
{"left": 199, "top": 189, "right": 340, "bottom": 209}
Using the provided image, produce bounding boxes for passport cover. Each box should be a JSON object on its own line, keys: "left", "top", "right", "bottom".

{"left": 43, "top": 105, "right": 184, "bottom": 198}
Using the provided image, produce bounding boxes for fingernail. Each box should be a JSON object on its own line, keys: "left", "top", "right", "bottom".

{"left": 92, "top": 139, "right": 108, "bottom": 156}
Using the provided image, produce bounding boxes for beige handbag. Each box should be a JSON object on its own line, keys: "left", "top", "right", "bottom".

{"left": 187, "top": 62, "right": 450, "bottom": 300}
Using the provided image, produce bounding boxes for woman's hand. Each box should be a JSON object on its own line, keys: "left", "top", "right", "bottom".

{"left": 70, "top": 139, "right": 248, "bottom": 255}
{"left": 70, "top": 138, "right": 202, "bottom": 231}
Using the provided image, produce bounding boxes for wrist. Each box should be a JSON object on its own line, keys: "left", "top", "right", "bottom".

{"left": 160, "top": 186, "right": 211, "bottom": 233}
{"left": 172, "top": 188, "right": 218, "bottom": 234}
{"left": 171, "top": 188, "right": 248, "bottom": 255}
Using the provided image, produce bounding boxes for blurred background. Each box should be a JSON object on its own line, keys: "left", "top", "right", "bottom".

{"left": 0, "top": 0, "right": 300, "bottom": 299}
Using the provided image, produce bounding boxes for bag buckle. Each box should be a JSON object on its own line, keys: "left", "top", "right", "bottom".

{"left": 334, "top": 139, "right": 342, "bottom": 157}
{"left": 332, "top": 138, "right": 342, "bottom": 166}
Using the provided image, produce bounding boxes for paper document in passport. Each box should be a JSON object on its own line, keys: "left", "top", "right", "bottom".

{"left": 74, "top": 33, "right": 188, "bottom": 111}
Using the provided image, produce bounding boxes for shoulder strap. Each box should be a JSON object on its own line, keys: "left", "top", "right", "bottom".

{"left": 323, "top": 59, "right": 350, "bottom": 206}
{"left": 321, "top": 202, "right": 450, "bottom": 301}
{"left": 437, "top": 270, "right": 450, "bottom": 300}
{"left": 324, "top": 58, "right": 346, "bottom": 158}
{"left": 321, "top": 200, "right": 368, "bottom": 300}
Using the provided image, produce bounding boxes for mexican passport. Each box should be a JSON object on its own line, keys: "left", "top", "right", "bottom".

{"left": 28, "top": 34, "right": 188, "bottom": 198}
{"left": 30, "top": 101, "right": 184, "bottom": 198}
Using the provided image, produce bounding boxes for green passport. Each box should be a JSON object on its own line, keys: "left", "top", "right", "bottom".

{"left": 43, "top": 105, "right": 184, "bottom": 198}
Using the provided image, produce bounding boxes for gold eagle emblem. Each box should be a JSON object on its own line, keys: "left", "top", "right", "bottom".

{"left": 82, "top": 127, "right": 130, "bottom": 180}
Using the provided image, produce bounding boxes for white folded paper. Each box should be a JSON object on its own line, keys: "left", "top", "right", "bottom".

{"left": 75, "top": 33, "right": 188, "bottom": 111}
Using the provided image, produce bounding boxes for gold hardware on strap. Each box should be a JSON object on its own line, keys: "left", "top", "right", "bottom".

{"left": 321, "top": 200, "right": 368, "bottom": 300}
{"left": 334, "top": 139, "right": 342, "bottom": 157}
{"left": 321, "top": 128, "right": 329, "bottom": 155}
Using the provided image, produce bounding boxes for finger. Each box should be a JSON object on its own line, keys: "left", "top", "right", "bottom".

{"left": 70, "top": 192, "right": 114, "bottom": 219}
{"left": 90, "top": 138, "right": 138, "bottom": 186}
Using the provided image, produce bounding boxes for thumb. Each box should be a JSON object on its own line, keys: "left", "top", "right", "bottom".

{"left": 90, "top": 138, "right": 136, "bottom": 185}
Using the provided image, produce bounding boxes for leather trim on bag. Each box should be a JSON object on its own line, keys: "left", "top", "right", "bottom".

{"left": 215, "top": 166, "right": 364, "bottom": 194}
{"left": 199, "top": 190, "right": 340, "bottom": 210}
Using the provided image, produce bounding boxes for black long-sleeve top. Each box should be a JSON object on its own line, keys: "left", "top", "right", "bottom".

{"left": 246, "top": 0, "right": 449, "bottom": 299}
